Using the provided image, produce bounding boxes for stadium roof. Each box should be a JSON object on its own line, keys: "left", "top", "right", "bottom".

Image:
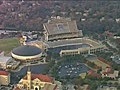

{"left": 12, "top": 45, "right": 42, "bottom": 56}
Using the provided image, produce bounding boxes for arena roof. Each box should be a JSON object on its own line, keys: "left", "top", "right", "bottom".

{"left": 12, "top": 45, "right": 42, "bottom": 56}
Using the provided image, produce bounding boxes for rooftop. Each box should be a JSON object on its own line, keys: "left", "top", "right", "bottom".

{"left": 12, "top": 45, "right": 42, "bottom": 56}
{"left": 0, "top": 70, "right": 9, "bottom": 76}
{"left": 23, "top": 74, "right": 53, "bottom": 83}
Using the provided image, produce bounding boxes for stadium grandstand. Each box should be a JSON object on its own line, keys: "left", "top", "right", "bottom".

{"left": 43, "top": 16, "right": 83, "bottom": 41}
{"left": 45, "top": 38, "right": 105, "bottom": 56}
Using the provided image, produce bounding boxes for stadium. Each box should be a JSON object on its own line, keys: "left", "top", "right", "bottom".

{"left": 43, "top": 17, "right": 105, "bottom": 56}
{"left": 26, "top": 17, "right": 105, "bottom": 56}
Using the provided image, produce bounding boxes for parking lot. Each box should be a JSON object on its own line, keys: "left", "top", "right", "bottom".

{"left": 111, "top": 55, "right": 120, "bottom": 64}
{"left": 58, "top": 63, "right": 90, "bottom": 78}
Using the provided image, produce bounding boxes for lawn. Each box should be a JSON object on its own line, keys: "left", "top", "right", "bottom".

{"left": 0, "top": 38, "right": 20, "bottom": 55}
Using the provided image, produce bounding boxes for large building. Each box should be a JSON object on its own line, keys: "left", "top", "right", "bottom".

{"left": 11, "top": 45, "right": 42, "bottom": 62}
{"left": 43, "top": 17, "right": 83, "bottom": 41}
{"left": 46, "top": 38, "right": 105, "bottom": 56}
{"left": 0, "top": 70, "right": 10, "bottom": 85}
{"left": 14, "top": 69, "right": 57, "bottom": 90}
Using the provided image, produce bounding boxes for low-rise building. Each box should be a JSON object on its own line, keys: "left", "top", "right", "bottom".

{"left": 0, "top": 70, "right": 10, "bottom": 85}
{"left": 102, "top": 70, "right": 119, "bottom": 79}
{"left": 0, "top": 56, "right": 12, "bottom": 69}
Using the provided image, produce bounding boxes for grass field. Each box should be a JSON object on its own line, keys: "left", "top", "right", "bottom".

{"left": 0, "top": 38, "right": 20, "bottom": 54}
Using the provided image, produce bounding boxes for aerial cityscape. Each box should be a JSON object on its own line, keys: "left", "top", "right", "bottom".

{"left": 0, "top": 1, "right": 120, "bottom": 90}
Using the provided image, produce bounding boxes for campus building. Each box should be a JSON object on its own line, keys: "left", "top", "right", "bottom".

{"left": 14, "top": 69, "right": 57, "bottom": 90}
{"left": 0, "top": 56, "right": 12, "bottom": 69}
{"left": 0, "top": 70, "right": 10, "bottom": 85}
{"left": 11, "top": 45, "right": 43, "bottom": 62}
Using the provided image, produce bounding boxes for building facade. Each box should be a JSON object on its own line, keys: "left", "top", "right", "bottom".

{"left": 14, "top": 69, "right": 57, "bottom": 90}
{"left": 0, "top": 71, "right": 10, "bottom": 85}
{"left": 60, "top": 45, "right": 105, "bottom": 56}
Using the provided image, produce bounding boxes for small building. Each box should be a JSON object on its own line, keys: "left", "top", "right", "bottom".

{"left": 0, "top": 56, "right": 12, "bottom": 69}
{"left": 0, "top": 70, "right": 10, "bottom": 85}
{"left": 102, "top": 70, "right": 119, "bottom": 79}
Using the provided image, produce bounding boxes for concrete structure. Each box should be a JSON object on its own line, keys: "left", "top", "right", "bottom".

{"left": 0, "top": 56, "right": 13, "bottom": 69}
{"left": 45, "top": 38, "right": 105, "bottom": 56}
{"left": 11, "top": 45, "right": 42, "bottom": 62}
{"left": 14, "top": 69, "right": 57, "bottom": 90}
{"left": 6, "top": 59, "right": 20, "bottom": 70}
{"left": 0, "top": 71, "right": 10, "bottom": 85}
{"left": 43, "top": 17, "right": 83, "bottom": 41}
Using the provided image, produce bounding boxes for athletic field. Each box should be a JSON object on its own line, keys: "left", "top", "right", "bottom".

{"left": 0, "top": 38, "right": 20, "bottom": 54}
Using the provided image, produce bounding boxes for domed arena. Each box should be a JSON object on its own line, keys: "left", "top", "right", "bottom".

{"left": 11, "top": 45, "right": 42, "bottom": 61}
